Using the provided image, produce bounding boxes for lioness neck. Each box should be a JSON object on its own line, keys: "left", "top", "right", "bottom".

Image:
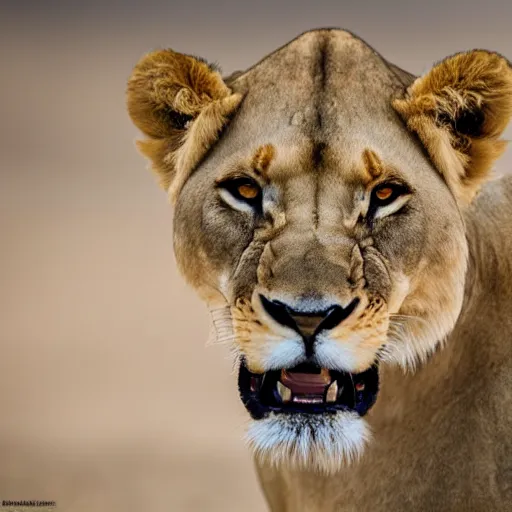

{"left": 256, "top": 175, "right": 512, "bottom": 512}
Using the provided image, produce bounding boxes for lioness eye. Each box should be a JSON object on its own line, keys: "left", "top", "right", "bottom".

{"left": 370, "top": 182, "right": 411, "bottom": 220}
{"left": 372, "top": 183, "right": 408, "bottom": 207}
{"left": 237, "top": 183, "right": 260, "bottom": 200}
{"left": 217, "top": 177, "right": 262, "bottom": 211}
{"left": 375, "top": 186, "right": 393, "bottom": 202}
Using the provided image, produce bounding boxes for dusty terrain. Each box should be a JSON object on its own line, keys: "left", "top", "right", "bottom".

{"left": 0, "top": 21, "right": 264, "bottom": 512}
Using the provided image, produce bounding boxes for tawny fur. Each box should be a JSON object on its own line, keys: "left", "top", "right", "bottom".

{"left": 126, "top": 29, "right": 512, "bottom": 511}
{"left": 362, "top": 148, "right": 383, "bottom": 179}
{"left": 393, "top": 50, "right": 512, "bottom": 203}
{"left": 252, "top": 144, "right": 277, "bottom": 177}
{"left": 126, "top": 49, "right": 242, "bottom": 196}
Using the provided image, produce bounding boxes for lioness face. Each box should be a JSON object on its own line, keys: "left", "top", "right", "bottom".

{"left": 173, "top": 110, "right": 467, "bottom": 472}
{"left": 127, "top": 30, "right": 512, "bottom": 473}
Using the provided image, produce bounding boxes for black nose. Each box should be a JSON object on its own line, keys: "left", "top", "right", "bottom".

{"left": 260, "top": 295, "right": 359, "bottom": 356}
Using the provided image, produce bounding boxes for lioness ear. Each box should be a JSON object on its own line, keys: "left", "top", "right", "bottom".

{"left": 126, "top": 50, "right": 242, "bottom": 199}
{"left": 393, "top": 51, "right": 512, "bottom": 203}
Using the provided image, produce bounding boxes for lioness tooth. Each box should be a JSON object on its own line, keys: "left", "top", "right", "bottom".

{"left": 326, "top": 381, "right": 338, "bottom": 403}
{"left": 277, "top": 381, "right": 292, "bottom": 403}
{"left": 320, "top": 368, "right": 331, "bottom": 383}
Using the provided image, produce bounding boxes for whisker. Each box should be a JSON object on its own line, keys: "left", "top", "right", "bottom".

{"left": 348, "top": 372, "right": 356, "bottom": 406}
{"left": 389, "top": 314, "right": 430, "bottom": 328}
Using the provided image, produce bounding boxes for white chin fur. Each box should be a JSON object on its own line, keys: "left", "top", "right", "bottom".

{"left": 245, "top": 411, "right": 371, "bottom": 475}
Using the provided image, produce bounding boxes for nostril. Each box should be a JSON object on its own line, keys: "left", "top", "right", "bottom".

{"left": 317, "top": 298, "right": 360, "bottom": 332}
{"left": 259, "top": 295, "right": 298, "bottom": 331}
{"left": 259, "top": 295, "right": 360, "bottom": 337}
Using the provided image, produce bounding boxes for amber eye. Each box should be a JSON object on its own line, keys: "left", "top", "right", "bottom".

{"left": 218, "top": 177, "right": 262, "bottom": 210}
{"left": 375, "top": 187, "right": 393, "bottom": 201}
{"left": 371, "top": 183, "right": 408, "bottom": 208}
{"left": 237, "top": 183, "right": 260, "bottom": 200}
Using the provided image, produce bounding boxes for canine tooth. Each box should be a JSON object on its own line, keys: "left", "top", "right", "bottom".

{"left": 277, "top": 381, "right": 292, "bottom": 403}
{"left": 320, "top": 368, "right": 331, "bottom": 383}
{"left": 326, "top": 381, "right": 338, "bottom": 402}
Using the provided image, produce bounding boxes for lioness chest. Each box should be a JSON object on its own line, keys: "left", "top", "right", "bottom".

{"left": 257, "top": 314, "right": 512, "bottom": 511}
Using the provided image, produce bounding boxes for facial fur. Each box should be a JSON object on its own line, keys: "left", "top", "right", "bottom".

{"left": 126, "top": 29, "right": 512, "bottom": 473}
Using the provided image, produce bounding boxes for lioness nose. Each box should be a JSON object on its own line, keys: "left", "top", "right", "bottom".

{"left": 260, "top": 295, "right": 359, "bottom": 355}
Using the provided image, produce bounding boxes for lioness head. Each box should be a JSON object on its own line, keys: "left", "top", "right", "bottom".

{"left": 126, "top": 29, "right": 512, "bottom": 473}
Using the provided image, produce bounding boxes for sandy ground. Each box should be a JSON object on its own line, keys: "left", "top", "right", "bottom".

{"left": 1, "top": 4, "right": 511, "bottom": 511}
{"left": 0, "top": 23, "right": 266, "bottom": 512}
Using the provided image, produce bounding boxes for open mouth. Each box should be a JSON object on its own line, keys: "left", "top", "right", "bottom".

{"left": 238, "top": 360, "right": 379, "bottom": 420}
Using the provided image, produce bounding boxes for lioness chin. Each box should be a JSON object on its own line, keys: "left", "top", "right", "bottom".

{"left": 126, "top": 29, "right": 512, "bottom": 511}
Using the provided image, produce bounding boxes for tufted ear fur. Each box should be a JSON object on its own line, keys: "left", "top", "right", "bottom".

{"left": 126, "top": 50, "right": 242, "bottom": 199}
{"left": 393, "top": 50, "right": 512, "bottom": 203}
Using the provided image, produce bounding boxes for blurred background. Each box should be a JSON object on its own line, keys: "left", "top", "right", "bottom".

{"left": 1, "top": 1, "right": 511, "bottom": 510}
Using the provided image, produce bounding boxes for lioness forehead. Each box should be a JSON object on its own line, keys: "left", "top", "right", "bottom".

{"left": 208, "top": 29, "right": 417, "bottom": 179}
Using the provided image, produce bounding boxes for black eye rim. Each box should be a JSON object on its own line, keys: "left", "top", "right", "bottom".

{"left": 216, "top": 176, "right": 263, "bottom": 209}
{"left": 371, "top": 182, "right": 410, "bottom": 208}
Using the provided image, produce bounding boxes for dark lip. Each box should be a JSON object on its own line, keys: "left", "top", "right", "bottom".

{"left": 238, "top": 359, "right": 379, "bottom": 420}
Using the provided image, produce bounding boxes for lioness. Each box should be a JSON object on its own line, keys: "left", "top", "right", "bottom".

{"left": 126, "top": 29, "right": 512, "bottom": 511}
